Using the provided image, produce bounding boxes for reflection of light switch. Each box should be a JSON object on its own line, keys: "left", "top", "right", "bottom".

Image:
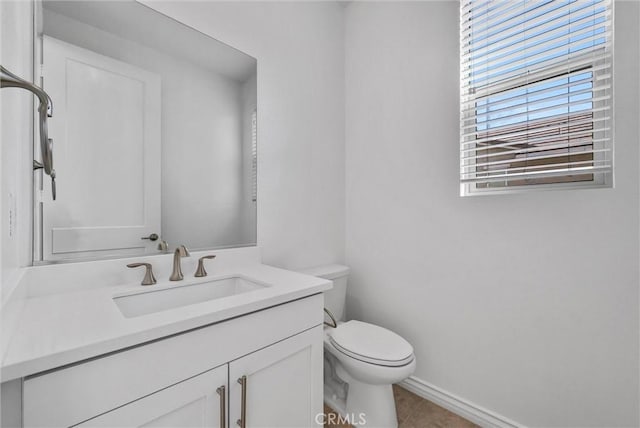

{"left": 8, "top": 192, "right": 16, "bottom": 238}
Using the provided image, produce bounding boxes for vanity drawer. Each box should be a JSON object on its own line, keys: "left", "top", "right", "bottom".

{"left": 23, "top": 294, "right": 323, "bottom": 427}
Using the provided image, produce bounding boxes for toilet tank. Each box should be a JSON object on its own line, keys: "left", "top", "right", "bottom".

{"left": 300, "top": 264, "right": 350, "bottom": 322}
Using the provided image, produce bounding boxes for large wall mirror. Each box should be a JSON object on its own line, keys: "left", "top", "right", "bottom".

{"left": 33, "top": 1, "right": 257, "bottom": 263}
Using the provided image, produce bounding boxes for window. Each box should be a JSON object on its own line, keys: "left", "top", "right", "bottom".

{"left": 460, "top": 0, "right": 613, "bottom": 195}
{"left": 251, "top": 108, "right": 257, "bottom": 202}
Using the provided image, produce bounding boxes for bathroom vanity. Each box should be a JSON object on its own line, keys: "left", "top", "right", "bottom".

{"left": 0, "top": 2, "right": 332, "bottom": 426}
{"left": 0, "top": 247, "right": 330, "bottom": 427}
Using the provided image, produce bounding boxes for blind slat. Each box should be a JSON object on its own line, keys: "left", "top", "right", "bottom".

{"left": 460, "top": 105, "right": 611, "bottom": 135}
{"left": 462, "top": 161, "right": 611, "bottom": 180}
{"left": 461, "top": 114, "right": 610, "bottom": 141}
{"left": 461, "top": 139, "right": 611, "bottom": 161}
{"left": 462, "top": 95, "right": 610, "bottom": 130}
{"left": 461, "top": 165, "right": 611, "bottom": 184}
{"left": 461, "top": 148, "right": 611, "bottom": 170}
{"left": 465, "top": 86, "right": 608, "bottom": 121}
{"left": 462, "top": 134, "right": 611, "bottom": 159}
{"left": 463, "top": 21, "right": 610, "bottom": 76}
{"left": 461, "top": 70, "right": 597, "bottom": 109}
{"left": 461, "top": 54, "right": 612, "bottom": 96}
{"left": 467, "top": 34, "right": 611, "bottom": 88}
{"left": 461, "top": 0, "right": 608, "bottom": 50}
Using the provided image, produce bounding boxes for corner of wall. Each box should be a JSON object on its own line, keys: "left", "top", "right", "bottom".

{"left": 0, "top": 0, "right": 34, "bottom": 304}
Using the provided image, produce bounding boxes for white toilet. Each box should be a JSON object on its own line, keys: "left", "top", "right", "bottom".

{"left": 301, "top": 265, "right": 415, "bottom": 428}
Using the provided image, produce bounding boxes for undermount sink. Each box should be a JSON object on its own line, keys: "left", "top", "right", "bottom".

{"left": 114, "top": 276, "right": 267, "bottom": 318}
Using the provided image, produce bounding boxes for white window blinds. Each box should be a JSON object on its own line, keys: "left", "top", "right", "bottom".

{"left": 251, "top": 108, "right": 257, "bottom": 202}
{"left": 460, "top": 0, "right": 613, "bottom": 195}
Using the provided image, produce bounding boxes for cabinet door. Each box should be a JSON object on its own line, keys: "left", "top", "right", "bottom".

{"left": 229, "top": 326, "right": 323, "bottom": 428}
{"left": 78, "top": 365, "right": 227, "bottom": 428}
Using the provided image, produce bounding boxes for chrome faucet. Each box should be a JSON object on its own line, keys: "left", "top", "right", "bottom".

{"left": 170, "top": 245, "right": 190, "bottom": 281}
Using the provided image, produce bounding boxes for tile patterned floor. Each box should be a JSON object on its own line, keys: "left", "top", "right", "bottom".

{"left": 324, "top": 384, "right": 478, "bottom": 428}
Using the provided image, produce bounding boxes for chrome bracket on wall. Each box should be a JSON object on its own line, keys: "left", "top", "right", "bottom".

{"left": 0, "top": 65, "right": 56, "bottom": 200}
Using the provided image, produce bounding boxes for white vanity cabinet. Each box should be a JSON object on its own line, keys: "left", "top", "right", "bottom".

{"left": 20, "top": 294, "right": 324, "bottom": 428}
{"left": 74, "top": 328, "right": 322, "bottom": 428}
{"left": 77, "top": 365, "right": 228, "bottom": 427}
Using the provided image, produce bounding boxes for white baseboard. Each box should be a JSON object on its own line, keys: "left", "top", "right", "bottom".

{"left": 398, "top": 376, "right": 524, "bottom": 428}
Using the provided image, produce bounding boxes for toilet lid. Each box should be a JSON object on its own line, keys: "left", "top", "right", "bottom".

{"left": 329, "top": 320, "right": 414, "bottom": 367}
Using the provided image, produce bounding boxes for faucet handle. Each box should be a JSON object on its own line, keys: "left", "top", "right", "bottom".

{"left": 157, "top": 240, "right": 169, "bottom": 252}
{"left": 127, "top": 262, "right": 157, "bottom": 286}
{"left": 195, "top": 255, "right": 217, "bottom": 277}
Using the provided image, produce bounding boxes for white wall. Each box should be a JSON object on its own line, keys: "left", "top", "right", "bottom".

{"left": 159, "top": 54, "right": 246, "bottom": 249}
{"left": 0, "top": 1, "right": 33, "bottom": 300}
{"left": 344, "top": 2, "right": 639, "bottom": 427}
{"left": 143, "top": 1, "right": 346, "bottom": 269}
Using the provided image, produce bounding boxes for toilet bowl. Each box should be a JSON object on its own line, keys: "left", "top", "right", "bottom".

{"left": 301, "top": 265, "right": 415, "bottom": 428}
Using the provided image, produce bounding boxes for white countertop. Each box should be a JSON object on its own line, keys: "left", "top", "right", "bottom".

{"left": 0, "top": 248, "right": 331, "bottom": 382}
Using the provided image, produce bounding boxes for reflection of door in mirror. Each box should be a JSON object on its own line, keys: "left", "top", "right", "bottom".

{"left": 41, "top": 36, "right": 161, "bottom": 261}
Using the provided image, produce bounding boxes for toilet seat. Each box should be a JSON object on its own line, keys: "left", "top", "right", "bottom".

{"left": 328, "top": 320, "right": 414, "bottom": 367}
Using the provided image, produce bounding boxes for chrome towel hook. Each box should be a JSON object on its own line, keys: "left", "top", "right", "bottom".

{"left": 0, "top": 65, "right": 56, "bottom": 200}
